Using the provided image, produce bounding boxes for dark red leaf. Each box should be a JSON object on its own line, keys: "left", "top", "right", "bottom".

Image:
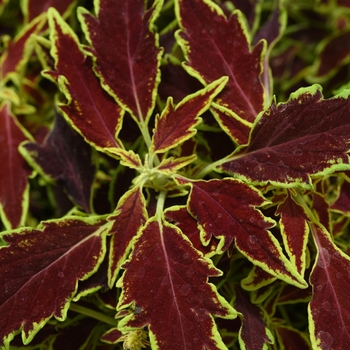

{"left": 178, "top": 177, "right": 307, "bottom": 287}
{"left": 21, "top": 113, "right": 96, "bottom": 213}
{"left": 309, "top": 223, "right": 350, "bottom": 350}
{"left": 158, "top": 60, "right": 203, "bottom": 104}
{"left": 24, "top": 0, "right": 76, "bottom": 22}
{"left": 312, "top": 192, "right": 331, "bottom": 233}
{"left": 108, "top": 186, "right": 147, "bottom": 288}
{"left": 210, "top": 104, "right": 251, "bottom": 145}
{"left": 234, "top": 285, "right": 274, "bottom": 350}
{"left": 117, "top": 217, "right": 236, "bottom": 349}
{"left": 165, "top": 206, "right": 218, "bottom": 256}
{"left": 0, "top": 216, "right": 110, "bottom": 348}
{"left": 0, "top": 102, "right": 32, "bottom": 229}
{"left": 331, "top": 179, "right": 350, "bottom": 214}
{"left": 220, "top": 87, "right": 350, "bottom": 187}
{"left": 176, "top": 0, "right": 266, "bottom": 123}
{"left": 241, "top": 265, "right": 276, "bottom": 291}
{"left": 45, "top": 9, "right": 124, "bottom": 151}
{"left": 275, "top": 324, "right": 311, "bottom": 350}
{"left": 229, "top": 0, "right": 261, "bottom": 30}
{"left": 0, "top": 15, "right": 45, "bottom": 81}
{"left": 275, "top": 191, "right": 309, "bottom": 275}
{"left": 151, "top": 77, "right": 227, "bottom": 153}
{"left": 100, "top": 328, "right": 122, "bottom": 344}
{"left": 78, "top": 0, "right": 162, "bottom": 123}
{"left": 310, "top": 31, "right": 350, "bottom": 80}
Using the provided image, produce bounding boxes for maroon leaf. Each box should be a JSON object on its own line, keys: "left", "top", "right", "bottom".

{"left": 158, "top": 60, "right": 203, "bottom": 104}
{"left": 241, "top": 265, "right": 276, "bottom": 291}
{"left": 156, "top": 155, "right": 197, "bottom": 174}
{"left": 177, "top": 177, "right": 307, "bottom": 287}
{"left": 23, "top": 0, "right": 77, "bottom": 22}
{"left": 45, "top": 9, "right": 124, "bottom": 151}
{"left": 229, "top": 0, "right": 261, "bottom": 30}
{"left": 210, "top": 104, "right": 251, "bottom": 145}
{"left": 78, "top": 0, "right": 163, "bottom": 123}
{"left": 0, "top": 216, "right": 110, "bottom": 348}
{"left": 0, "top": 102, "right": 33, "bottom": 229}
{"left": 151, "top": 77, "right": 227, "bottom": 153}
{"left": 220, "top": 86, "right": 350, "bottom": 187}
{"left": 117, "top": 217, "right": 237, "bottom": 349}
{"left": 0, "top": 15, "right": 45, "bottom": 82}
{"left": 309, "top": 223, "right": 350, "bottom": 350}
{"left": 331, "top": 178, "right": 350, "bottom": 214}
{"left": 20, "top": 113, "right": 96, "bottom": 213}
{"left": 309, "top": 31, "right": 350, "bottom": 81}
{"left": 234, "top": 285, "right": 274, "bottom": 350}
{"left": 107, "top": 186, "right": 148, "bottom": 288}
{"left": 275, "top": 191, "right": 309, "bottom": 275}
{"left": 312, "top": 192, "right": 331, "bottom": 233}
{"left": 275, "top": 324, "right": 311, "bottom": 350}
{"left": 100, "top": 328, "right": 123, "bottom": 344}
{"left": 176, "top": 0, "right": 266, "bottom": 123}
{"left": 165, "top": 206, "right": 218, "bottom": 256}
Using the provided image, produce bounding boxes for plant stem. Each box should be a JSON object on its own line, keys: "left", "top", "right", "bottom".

{"left": 69, "top": 303, "right": 119, "bottom": 327}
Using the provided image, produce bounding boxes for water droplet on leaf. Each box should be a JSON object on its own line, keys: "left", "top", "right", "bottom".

{"left": 322, "top": 301, "right": 331, "bottom": 311}
{"left": 317, "top": 331, "right": 333, "bottom": 349}
{"left": 318, "top": 248, "right": 331, "bottom": 269}
{"left": 180, "top": 284, "right": 191, "bottom": 296}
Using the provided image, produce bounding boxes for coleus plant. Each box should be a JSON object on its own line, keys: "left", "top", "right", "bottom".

{"left": 2, "top": 0, "right": 350, "bottom": 349}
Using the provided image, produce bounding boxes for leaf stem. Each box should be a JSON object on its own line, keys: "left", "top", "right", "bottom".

{"left": 194, "top": 157, "right": 227, "bottom": 179}
{"left": 69, "top": 303, "right": 119, "bottom": 327}
{"left": 156, "top": 190, "right": 167, "bottom": 220}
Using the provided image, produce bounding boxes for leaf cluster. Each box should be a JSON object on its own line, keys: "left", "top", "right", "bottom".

{"left": 1, "top": 0, "right": 350, "bottom": 349}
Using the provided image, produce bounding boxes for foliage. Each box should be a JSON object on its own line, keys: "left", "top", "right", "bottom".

{"left": 2, "top": 0, "right": 350, "bottom": 349}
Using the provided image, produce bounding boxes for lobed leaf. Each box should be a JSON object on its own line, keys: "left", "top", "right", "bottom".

{"left": 0, "top": 216, "right": 110, "bottom": 349}
{"left": 275, "top": 191, "right": 309, "bottom": 276}
{"left": 21, "top": 0, "right": 77, "bottom": 23}
{"left": 175, "top": 0, "right": 266, "bottom": 123}
{"left": 308, "top": 30, "right": 350, "bottom": 82}
{"left": 177, "top": 177, "right": 307, "bottom": 288}
{"left": 220, "top": 86, "right": 350, "bottom": 187}
{"left": 117, "top": 216, "right": 236, "bottom": 350}
{"left": 151, "top": 77, "right": 227, "bottom": 153}
{"left": 309, "top": 223, "right": 350, "bottom": 350}
{"left": 45, "top": 8, "right": 124, "bottom": 152}
{"left": 234, "top": 285, "right": 274, "bottom": 350}
{"left": 165, "top": 206, "right": 218, "bottom": 256}
{"left": 107, "top": 186, "right": 148, "bottom": 288}
{"left": 241, "top": 266, "right": 276, "bottom": 291}
{"left": 0, "top": 14, "right": 45, "bottom": 83}
{"left": 20, "top": 114, "right": 96, "bottom": 213}
{"left": 78, "top": 0, "right": 163, "bottom": 123}
{"left": 0, "top": 102, "right": 33, "bottom": 229}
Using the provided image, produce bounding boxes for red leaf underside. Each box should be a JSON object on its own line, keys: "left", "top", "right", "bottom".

{"left": 21, "top": 113, "right": 96, "bottom": 213}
